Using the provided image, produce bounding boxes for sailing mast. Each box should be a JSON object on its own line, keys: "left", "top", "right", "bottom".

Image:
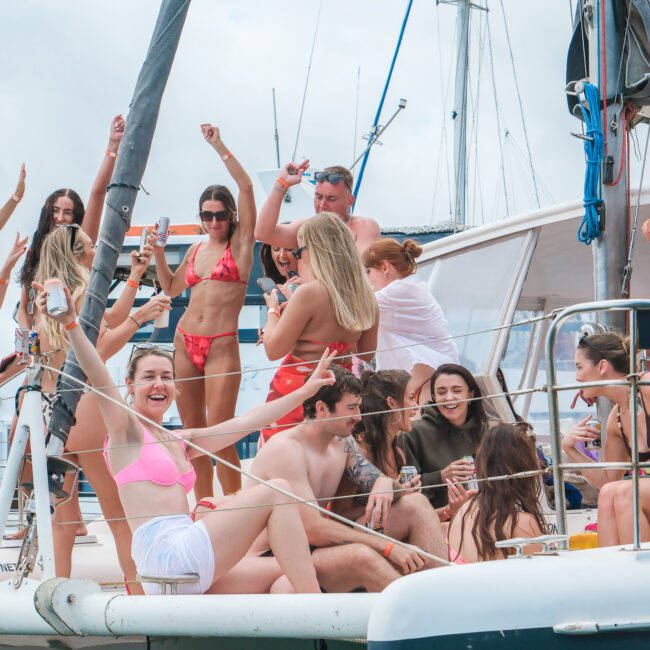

{"left": 46, "top": 0, "right": 191, "bottom": 465}
{"left": 586, "top": 0, "right": 628, "bottom": 329}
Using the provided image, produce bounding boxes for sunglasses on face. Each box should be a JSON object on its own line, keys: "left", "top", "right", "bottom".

{"left": 199, "top": 210, "right": 230, "bottom": 223}
{"left": 292, "top": 246, "right": 306, "bottom": 260}
{"left": 314, "top": 171, "right": 352, "bottom": 192}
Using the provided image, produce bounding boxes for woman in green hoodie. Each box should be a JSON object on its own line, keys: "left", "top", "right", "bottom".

{"left": 402, "top": 364, "right": 488, "bottom": 521}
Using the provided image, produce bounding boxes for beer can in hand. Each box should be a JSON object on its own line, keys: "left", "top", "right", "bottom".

{"left": 15, "top": 328, "right": 29, "bottom": 363}
{"left": 156, "top": 218, "right": 170, "bottom": 247}
{"left": 586, "top": 419, "right": 602, "bottom": 449}
{"left": 44, "top": 278, "right": 68, "bottom": 316}
{"left": 399, "top": 466, "right": 418, "bottom": 485}
{"left": 153, "top": 293, "right": 170, "bottom": 329}
{"left": 463, "top": 455, "right": 479, "bottom": 491}
{"left": 139, "top": 227, "right": 149, "bottom": 257}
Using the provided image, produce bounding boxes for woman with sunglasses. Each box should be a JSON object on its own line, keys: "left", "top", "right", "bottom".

{"left": 153, "top": 125, "right": 255, "bottom": 499}
{"left": 37, "top": 281, "right": 330, "bottom": 595}
{"left": 14, "top": 225, "right": 168, "bottom": 591}
{"left": 447, "top": 423, "right": 548, "bottom": 563}
{"left": 561, "top": 332, "right": 650, "bottom": 546}
{"left": 362, "top": 238, "right": 458, "bottom": 404}
{"left": 260, "top": 212, "right": 378, "bottom": 444}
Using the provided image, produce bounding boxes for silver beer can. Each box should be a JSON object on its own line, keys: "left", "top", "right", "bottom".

{"left": 44, "top": 278, "right": 68, "bottom": 316}
{"left": 586, "top": 419, "right": 602, "bottom": 449}
{"left": 399, "top": 465, "right": 418, "bottom": 485}
{"left": 139, "top": 227, "right": 149, "bottom": 254}
{"left": 156, "top": 217, "right": 170, "bottom": 247}
{"left": 463, "top": 455, "right": 479, "bottom": 491}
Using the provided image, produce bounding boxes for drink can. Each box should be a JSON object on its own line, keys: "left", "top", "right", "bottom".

{"left": 463, "top": 455, "right": 479, "bottom": 491}
{"left": 44, "top": 278, "right": 68, "bottom": 316}
{"left": 366, "top": 505, "right": 384, "bottom": 534}
{"left": 15, "top": 328, "right": 29, "bottom": 363}
{"left": 586, "top": 419, "right": 602, "bottom": 449}
{"left": 28, "top": 331, "right": 40, "bottom": 357}
{"left": 156, "top": 217, "right": 170, "bottom": 247}
{"left": 399, "top": 466, "right": 418, "bottom": 485}
{"left": 139, "top": 227, "right": 149, "bottom": 254}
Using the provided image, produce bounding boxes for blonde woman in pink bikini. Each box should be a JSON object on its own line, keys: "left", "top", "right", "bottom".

{"left": 154, "top": 125, "right": 255, "bottom": 498}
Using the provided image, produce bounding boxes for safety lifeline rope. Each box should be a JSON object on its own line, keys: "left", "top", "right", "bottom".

{"left": 40, "top": 364, "right": 452, "bottom": 567}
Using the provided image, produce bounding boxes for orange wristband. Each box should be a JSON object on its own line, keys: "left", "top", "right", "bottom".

{"left": 222, "top": 151, "right": 233, "bottom": 161}
{"left": 0, "top": 278, "right": 7, "bottom": 286}
{"left": 64, "top": 320, "right": 78, "bottom": 331}
{"left": 126, "top": 279, "right": 139, "bottom": 289}
{"left": 276, "top": 177, "right": 290, "bottom": 191}
{"left": 383, "top": 542, "right": 394, "bottom": 558}
{"left": 106, "top": 149, "right": 117, "bottom": 159}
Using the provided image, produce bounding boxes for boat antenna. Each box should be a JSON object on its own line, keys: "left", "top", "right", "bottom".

{"left": 290, "top": 0, "right": 324, "bottom": 162}
{"left": 272, "top": 87, "right": 281, "bottom": 168}
{"left": 45, "top": 0, "right": 191, "bottom": 472}
{"left": 352, "top": 0, "right": 414, "bottom": 209}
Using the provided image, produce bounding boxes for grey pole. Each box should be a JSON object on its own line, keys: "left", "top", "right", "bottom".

{"left": 46, "top": 0, "right": 191, "bottom": 462}
{"left": 452, "top": 0, "right": 470, "bottom": 227}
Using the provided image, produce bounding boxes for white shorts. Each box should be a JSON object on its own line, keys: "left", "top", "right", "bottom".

{"left": 132, "top": 514, "right": 215, "bottom": 595}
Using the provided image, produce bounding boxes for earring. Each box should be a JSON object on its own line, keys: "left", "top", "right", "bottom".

{"left": 383, "top": 272, "right": 389, "bottom": 279}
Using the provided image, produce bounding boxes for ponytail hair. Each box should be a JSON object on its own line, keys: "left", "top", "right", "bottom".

{"left": 362, "top": 238, "right": 422, "bottom": 277}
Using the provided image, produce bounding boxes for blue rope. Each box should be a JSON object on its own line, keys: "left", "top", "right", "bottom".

{"left": 577, "top": 83, "right": 604, "bottom": 245}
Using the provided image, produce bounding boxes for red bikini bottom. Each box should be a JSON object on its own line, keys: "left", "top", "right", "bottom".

{"left": 177, "top": 326, "right": 237, "bottom": 373}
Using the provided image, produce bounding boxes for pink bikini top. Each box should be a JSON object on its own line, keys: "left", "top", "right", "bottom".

{"left": 185, "top": 241, "right": 246, "bottom": 287}
{"left": 103, "top": 425, "right": 196, "bottom": 494}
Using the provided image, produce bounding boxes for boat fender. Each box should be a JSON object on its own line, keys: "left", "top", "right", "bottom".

{"left": 34, "top": 577, "right": 101, "bottom": 636}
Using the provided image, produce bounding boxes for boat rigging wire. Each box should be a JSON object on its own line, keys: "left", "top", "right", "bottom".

{"left": 486, "top": 13, "right": 510, "bottom": 219}
{"left": 352, "top": 0, "right": 414, "bottom": 207}
{"left": 622, "top": 124, "right": 650, "bottom": 298}
{"left": 38, "top": 363, "right": 452, "bottom": 567}
{"left": 498, "top": 0, "right": 540, "bottom": 209}
{"left": 290, "top": 0, "right": 324, "bottom": 163}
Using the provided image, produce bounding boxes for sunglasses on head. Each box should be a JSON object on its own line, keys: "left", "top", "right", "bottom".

{"left": 314, "top": 171, "right": 352, "bottom": 192}
{"left": 292, "top": 246, "right": 306, "bottom": 260}
{"left": 199, "top": 210, "right": 230, "bottom": 222}
{"left": 128, "top": 343, "right": 175, "bottom": 366}
{"left": 579, "top": 332, "right": 602, "bottom": 357}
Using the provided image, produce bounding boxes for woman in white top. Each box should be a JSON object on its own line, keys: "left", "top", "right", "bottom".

{"left": 363, "top": 238, "right": 458, "bottom": 403}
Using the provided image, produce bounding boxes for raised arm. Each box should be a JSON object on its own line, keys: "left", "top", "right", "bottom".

{"left": 254, "top": 161, "right": 308, "bottom": 247}
{"left": 152, "top": 231, "right": 192, "bottom": 298}
{"left": 82, "top": 115, "right": 125, "bottom": 244}
{"left": 184, "top": 349, "right": 336, "bottom": 454}
{"left": 200, "top": 124, "right": 256, "bottom": 239}
{"left": 0, "top": 233, "right": 27, "bottom": 310}
{"left": 34, "top": 282, "right": 131, "bottom": 436}
{"left": 0, "top": 164, "right": 26, "bottom": 232}
{"left": 103, "top": 244, "right": 153, "bottom": 328}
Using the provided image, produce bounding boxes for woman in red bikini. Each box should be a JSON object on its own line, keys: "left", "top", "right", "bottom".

{"left": 36, "top": 281, "right": 329, "bottom": 595}
{"left": 260, "top": 212, "right": 378, "bottom": 443}
{"left": 154, "top": 125, "right": 255, "bottom": 498}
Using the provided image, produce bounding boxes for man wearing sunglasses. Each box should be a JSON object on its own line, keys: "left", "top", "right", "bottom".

{"left": 254, "top": 161, "right": 381, "bottom": 253}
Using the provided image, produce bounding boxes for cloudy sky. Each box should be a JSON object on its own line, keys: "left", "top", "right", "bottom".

{"left": 0, "top": 1, "right": 642, "bottom": 291}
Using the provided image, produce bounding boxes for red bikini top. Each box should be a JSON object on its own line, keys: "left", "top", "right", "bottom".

{"left": 185, "top": 242, "right": 246, "bottom": 287}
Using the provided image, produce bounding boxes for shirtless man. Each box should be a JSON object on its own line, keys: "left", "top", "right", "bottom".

{"left": 249, "top": 367, "right": 447, "bottom": 592}
{"left": 254, "top": 162, "right": 381, "bottom": 253}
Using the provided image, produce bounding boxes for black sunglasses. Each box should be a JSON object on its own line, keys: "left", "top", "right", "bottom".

{"left": 292, "top": 246, "right": 306, "bottom": 260}
{"left": 314, "top": 171, "right": 352, "bottom": 192}
{"left": 199, "top": 210, "right": 230, "bottom": 222}
{"left": 579, "top": 332, "right": 602, "bottom": 357}
{"left": 128, "top": 343, "right": 175, "bottom": 366}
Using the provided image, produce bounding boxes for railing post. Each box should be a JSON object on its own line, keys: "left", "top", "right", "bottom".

{"left": 629, "top": 308, "right": 641, "bottom": 549}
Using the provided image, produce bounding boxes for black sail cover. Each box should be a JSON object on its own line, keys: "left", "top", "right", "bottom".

{"left": 567, "top": 0, "right": 650, "bottom": 123}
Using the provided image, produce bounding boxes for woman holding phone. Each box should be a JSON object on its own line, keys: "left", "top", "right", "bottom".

{"left": 153, "top": 125, "right": 256, "bottom": 498}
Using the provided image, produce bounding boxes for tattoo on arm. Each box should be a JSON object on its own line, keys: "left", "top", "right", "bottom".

{"left": 344, "top": 438, "right": 382, "bottom": 492}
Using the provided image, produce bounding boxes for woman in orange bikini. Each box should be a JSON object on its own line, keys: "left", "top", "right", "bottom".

{"left": 260, "top": 212, "right": 378, "bottom": 443}
{"left": 154, "top": 124, "right": 255, "bottom": 498}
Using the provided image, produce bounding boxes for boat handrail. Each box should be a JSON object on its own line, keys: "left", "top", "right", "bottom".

{"left": 495, "top": 534, "right": 568, "bottom": 557}
{"left": 545, "top": 298, "right": 650, "bottom": 550}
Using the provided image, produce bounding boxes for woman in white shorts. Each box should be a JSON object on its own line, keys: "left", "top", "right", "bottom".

{"left": 36, "top": 282, "right": 328, "bottom": 595}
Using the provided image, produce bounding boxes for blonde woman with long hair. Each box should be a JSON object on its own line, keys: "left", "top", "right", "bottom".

{"left": 19, "top": 224, "right": 168, "bottom": 592}
{"left": 260, "top": 212, "right": 378, "bottom": 443}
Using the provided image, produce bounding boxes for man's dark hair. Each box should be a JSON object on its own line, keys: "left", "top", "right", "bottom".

{"left": 303, "top": 365, "right": 361, "bottom": 419}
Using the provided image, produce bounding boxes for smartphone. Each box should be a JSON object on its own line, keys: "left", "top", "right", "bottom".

{"left": 0, "top": 352, "right": 18, "bottom": 373}
{"left": 256, "top": 277, "right": 287, "bottom": 304}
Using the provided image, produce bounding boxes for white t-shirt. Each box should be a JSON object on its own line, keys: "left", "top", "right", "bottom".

{"left": 375, "top": 274, "right": 458, "bottom": 372}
